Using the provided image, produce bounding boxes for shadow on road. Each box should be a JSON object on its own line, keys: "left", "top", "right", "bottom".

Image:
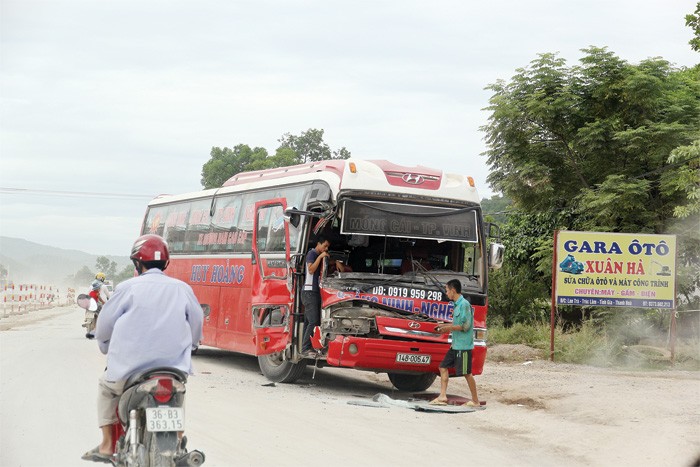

{"left": 192, "top": 346, "right": 403, "bottom": 398}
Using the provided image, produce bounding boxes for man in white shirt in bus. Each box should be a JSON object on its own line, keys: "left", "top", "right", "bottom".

{"left": 82, "top": 234, "right": 203, "bottom": 464}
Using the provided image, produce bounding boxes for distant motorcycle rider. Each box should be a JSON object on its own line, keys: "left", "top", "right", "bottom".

{"left": 81, "top": 234, "right": 204, "bottom": 464}
{"left": 94, "top": 272, "right": 111, "bottom": 304}
{"left": 85, "top": 279, "right": 105, "bottom": 339}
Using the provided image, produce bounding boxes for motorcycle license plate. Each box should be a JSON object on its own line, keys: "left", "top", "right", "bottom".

{"left": 395, "top": 353, "right": 431, "bottom": 364}
{"left": 145, "top": 407, "right": 185, "bottom": 432}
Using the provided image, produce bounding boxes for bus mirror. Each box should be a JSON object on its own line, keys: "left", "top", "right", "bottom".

{"left": 486, "top": 222, "right": 501, "bottom": 240}
{"left": 488, "top": 243, "right": 505, "bottom": 270}
{"left": 283, "top": 208, "right": 301, "bottom": 228}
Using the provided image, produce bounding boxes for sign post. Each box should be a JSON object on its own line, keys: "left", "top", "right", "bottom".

{"left": 550, "top": 230, "right": 559, "bottom": 361}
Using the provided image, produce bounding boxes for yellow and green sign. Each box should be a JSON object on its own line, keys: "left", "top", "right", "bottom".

{"left": 555, "top": 231, "right": 676, "bottom": 309}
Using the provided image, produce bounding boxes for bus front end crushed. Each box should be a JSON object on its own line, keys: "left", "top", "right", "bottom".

{"left": 316, "top": 299, "right": 487, "bottom": 381}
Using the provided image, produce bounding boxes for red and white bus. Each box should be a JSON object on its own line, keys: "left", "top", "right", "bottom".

{"left": 141, "top": 159, "right": 503, "bottom": 391}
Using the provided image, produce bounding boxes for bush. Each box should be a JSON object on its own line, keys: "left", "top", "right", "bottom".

{"left": 487, "top": 319, "right": 699, "bottom": 369}
{"left": 488, "top": 321, "right": 550, "bottom": 348}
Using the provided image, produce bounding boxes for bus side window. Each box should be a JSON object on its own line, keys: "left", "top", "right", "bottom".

{"left": 254, "top": 204, "right": 287, "bottom": 253}
{"left": 211, "top": 194, "right": 243, "bottom": 253}
{"left": 185, "top": 199, "right": 212, "bottom": 253}
{"left": 256, "top": 226, "right": 268, "bottom": 251}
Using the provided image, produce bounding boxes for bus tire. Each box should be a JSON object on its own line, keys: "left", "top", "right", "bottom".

{"left": 387, "top": 373, "right": 437, "bottom": 392}
{"left": 258, "top": 352, "right": 306, "bottom": 383}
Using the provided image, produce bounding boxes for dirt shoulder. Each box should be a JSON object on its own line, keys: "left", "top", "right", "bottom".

{"left": 461, "top": 351, "right": 700, "bottom": 466}
{"left": 0, "top": 306, "right": 74, "bottom": 331}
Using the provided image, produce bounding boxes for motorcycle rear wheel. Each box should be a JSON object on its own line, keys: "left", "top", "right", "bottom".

{"left": 145, "top": 430, "right": 178, "bottom": 467}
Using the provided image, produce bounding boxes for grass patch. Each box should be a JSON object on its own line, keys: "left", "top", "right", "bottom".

{"left": 488, "top": 321, "right": 699, "bottom": 369}
{"left": 487, "top": 322, "right": 550, "bottom": 348}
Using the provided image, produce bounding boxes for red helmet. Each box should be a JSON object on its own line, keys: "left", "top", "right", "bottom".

{"left": 130, "top": 234, "right": 170, "bottom": 266}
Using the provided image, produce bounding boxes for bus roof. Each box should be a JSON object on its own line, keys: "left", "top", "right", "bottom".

{"left": 223, "top": 159, "right": 480, "bottom": 203}
{"left": 148, "top": 158, "right": 480, "bottom": 206}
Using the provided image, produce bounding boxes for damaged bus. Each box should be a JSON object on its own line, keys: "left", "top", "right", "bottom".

{"left": 141, "top": 159, "right": 504, "bottom": 391}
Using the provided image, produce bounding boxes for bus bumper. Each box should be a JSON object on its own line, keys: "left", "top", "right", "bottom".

{"left": 324, "top": 336, "right": 486, "bottom": 376}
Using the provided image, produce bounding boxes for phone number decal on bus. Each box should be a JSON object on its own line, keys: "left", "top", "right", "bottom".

{"left": 370, "top": 285, "right": 443, "bottom": 301}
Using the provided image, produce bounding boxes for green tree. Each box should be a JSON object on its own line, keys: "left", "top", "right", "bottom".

{"left": 687, "top": 2, "right": 700, "bottom": 52}
{"left": 201, "top": 145, "right": 269, "bottom": 189}
{"left": 200, "top": 129, "right": 350, "bottom": 189}
{"left": 112, "top": 263, "right": 136, "bottom": 286}
{"left": 71, "top": 266, "right": 95, "bottom": 286}
{"left": 277, "top": 128, "right": 350, "bottom": 163}
{"left": 0, "top": 263, "right": 7, "bottom": 279}
{"left": 481, "top": 195, "right": 511, "bottom": 225}
{"left": 481, "top": 48, "right": 700, "bottom": 324}
{"left": 95, "top": 256, "right": 117, "bottom": 278}
{"left": 662, "top": 138, "right": 700, "bottom": 310}
{"left": 664, "top": 139, "right": 700, "bottom": 219}
{"left": 483, "top": 49, "right": 699, "bottom": 215}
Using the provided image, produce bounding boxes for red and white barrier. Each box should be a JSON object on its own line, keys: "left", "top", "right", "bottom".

{"left": 1, "top": 284, "right": 64, "bottom": 318}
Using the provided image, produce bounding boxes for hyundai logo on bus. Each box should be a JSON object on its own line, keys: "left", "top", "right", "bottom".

{"left": 408, "top": 321, "right": 421, "bottom": 329}
{"left": 402, "top": 173, "right": 425, "bottom": 185}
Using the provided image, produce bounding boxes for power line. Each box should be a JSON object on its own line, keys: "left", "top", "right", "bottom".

{"left": 0, "top": 187, "right": 157, "bottom": 200}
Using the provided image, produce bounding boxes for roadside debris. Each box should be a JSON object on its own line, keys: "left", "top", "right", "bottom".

{"left": 347, "top": 393, "right": 478, "bottom": 413}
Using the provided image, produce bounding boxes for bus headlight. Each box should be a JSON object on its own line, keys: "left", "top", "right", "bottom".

{"left": 474, "top": 328, "right": 487, "bottom": 342}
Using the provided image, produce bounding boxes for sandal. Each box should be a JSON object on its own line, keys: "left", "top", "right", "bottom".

{"left": 429, "top": 398, "right": 448, "bottom": 406}
{"left": 81, "top": 446, "right": 113, "bottom": 464}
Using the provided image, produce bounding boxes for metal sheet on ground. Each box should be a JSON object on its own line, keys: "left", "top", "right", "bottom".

{"left": 347, "top": 393, "right": 475, "bottom": 413}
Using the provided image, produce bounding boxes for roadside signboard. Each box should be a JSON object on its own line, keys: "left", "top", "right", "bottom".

{"left": 554, "top": 231, "right": 676, "bottom": 309}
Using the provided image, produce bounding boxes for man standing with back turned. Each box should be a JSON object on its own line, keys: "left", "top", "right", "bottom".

{"left": 81, "top": 234, "right": 203, "bottom": 463}
{"left": 431, "top": 278, "right": 480, "bottom": 407}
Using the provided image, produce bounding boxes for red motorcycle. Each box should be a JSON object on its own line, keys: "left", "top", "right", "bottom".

{"left": 110, "top": 367, "right": 205, "bottom": 467}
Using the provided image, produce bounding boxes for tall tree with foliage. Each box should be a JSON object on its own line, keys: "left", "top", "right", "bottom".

{"left": 201, "top": 129, "right": 350, "bottom": 189}
{"left": 70, "top": 266, "right": 96, "bottom": 286}
{"left": 95, "top": 256, "right": 117, "bottom": 278}
{"left": 482, "top": 47, "right": 700, "bottom": 323}
{"left": 201, "top": 144, "right": 269, "bottom": 189}
{"left": 112, "top": 263, "right": 137, "bottom": 286}
{"left": 277, "top": 128, "right": 351, "bottom": 163}
{"left": 687, "top": 2, "right": 700, "bottom": 52}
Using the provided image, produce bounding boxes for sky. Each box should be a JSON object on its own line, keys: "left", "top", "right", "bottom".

{"left": 1, "top": 0, "right": 698, "bottom": 257}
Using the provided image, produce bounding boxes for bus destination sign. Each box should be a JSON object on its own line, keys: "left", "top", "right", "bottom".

{"left": 341, "top": 200, "right": 478, "bottom": 242}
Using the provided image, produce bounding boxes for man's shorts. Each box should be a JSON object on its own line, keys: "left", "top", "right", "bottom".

{"left": 439, "top": 348, "right": 473, "bottom": 376}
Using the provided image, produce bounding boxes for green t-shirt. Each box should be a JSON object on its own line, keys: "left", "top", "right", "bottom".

{"left": 450, "top": 295, "right": 474, "bottom": 350}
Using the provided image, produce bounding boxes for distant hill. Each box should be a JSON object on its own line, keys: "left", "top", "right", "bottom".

{"left": 0, "top": 236, "right": 130, "bottom": 288}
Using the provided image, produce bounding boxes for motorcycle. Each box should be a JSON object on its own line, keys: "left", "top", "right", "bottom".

{"left": 76, "top": 293, "right": 100, "bottom": 338}
{"left": 110, "top": 367, "right": 205, "bottom": 467}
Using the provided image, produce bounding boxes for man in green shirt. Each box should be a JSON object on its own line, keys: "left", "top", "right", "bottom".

{"left": 430, "top": 278, "right": 480, "bottom": 407}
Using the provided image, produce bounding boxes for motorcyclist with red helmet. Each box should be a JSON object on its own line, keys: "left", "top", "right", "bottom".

{"left": 82, "top": 234, "right": 204, "bottom": 463}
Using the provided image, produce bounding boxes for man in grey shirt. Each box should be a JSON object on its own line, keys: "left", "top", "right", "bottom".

{"left": 82, "top": 234, "right": 203, "bottom": 463}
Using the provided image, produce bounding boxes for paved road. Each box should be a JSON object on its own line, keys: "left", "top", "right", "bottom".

{"left": 1, "top": 306, "right": 568, "bottom": 467}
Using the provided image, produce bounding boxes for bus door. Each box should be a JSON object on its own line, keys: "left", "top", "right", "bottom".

{"left": 251, "top": 199, "right": 293, "bottom": 355}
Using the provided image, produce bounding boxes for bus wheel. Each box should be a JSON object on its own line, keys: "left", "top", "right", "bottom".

{"left": 258, "top": 352, "right": 306, "bottom": 383}
{"left": 387, "top": 373, "right": 437, "bottom": 392}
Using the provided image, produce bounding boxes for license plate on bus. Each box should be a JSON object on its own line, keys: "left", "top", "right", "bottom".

{"left": 145, "top": 407, "right": 185, "bottom": 432}
{"left": 395, "top": 353, "right": 431, "bottom": 365}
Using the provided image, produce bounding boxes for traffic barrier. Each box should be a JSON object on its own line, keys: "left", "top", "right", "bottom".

{"left": 1, "top": 283, "right": 64, "bottom": 318}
